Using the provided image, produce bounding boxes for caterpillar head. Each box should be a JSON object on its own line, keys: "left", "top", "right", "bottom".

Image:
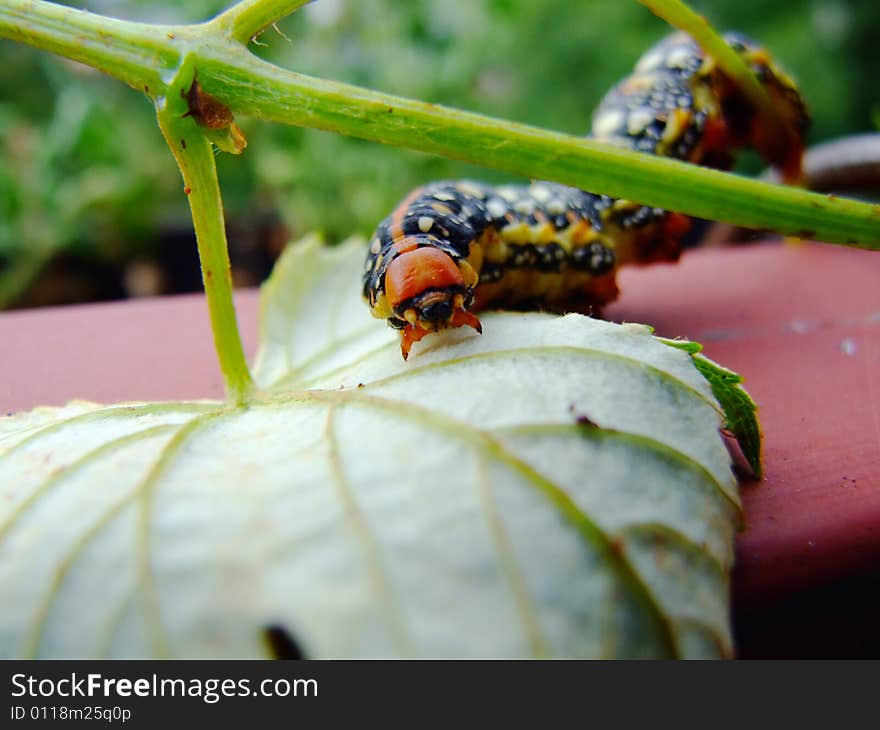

{"left": 383, "top": 243, "right": 481, "bottom": 360}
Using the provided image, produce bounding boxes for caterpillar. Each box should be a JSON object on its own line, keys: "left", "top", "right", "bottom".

{"left": 363, "top": 32, "right": 810, "bottom": 359}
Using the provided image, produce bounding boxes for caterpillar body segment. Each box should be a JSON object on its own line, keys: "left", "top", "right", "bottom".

{"left": 591, "top": 31, "right": 809, "bottom": 180}
{"left": 363, "top": 32, "right": 810, "bottom": 360}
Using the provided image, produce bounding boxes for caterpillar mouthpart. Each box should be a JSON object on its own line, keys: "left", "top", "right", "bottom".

{"left": 399, "top": 309, "right": 483, "bottom": 361}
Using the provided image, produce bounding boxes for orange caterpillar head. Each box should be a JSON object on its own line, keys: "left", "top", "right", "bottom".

{"left": 383, "top": 245, "right": 481, "bottom": 360}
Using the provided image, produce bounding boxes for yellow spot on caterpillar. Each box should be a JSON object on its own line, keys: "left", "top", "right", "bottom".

{"left": 661, "top": 108, "right": 692, "bottom": 148}
{"left": 371, "top": 291, "right": 391, "bottom": 318}
{"left": 431, "top": 203, "right": 453, "bottom": 216}
{"left": 567, "top": 220, "right": 597, "bottom": 245}
{"left": 484, "top": 237, "right": 508, "bottom": 263}
{"left": 533, "top": 222, "right": 556, "bottom": 245}
{"left": 418, "top": 216, "right": 434, "bottom": 233}
{"left": 458, "top": 259, "right": 478, "bottom": 288}
{"left": 500, "top": 221, "right": 532, "bottom": 244}
{"left": 370, "top": 238, "right": 381, "bottom": 254}
{"left": 466, "top": 239, "right": 485, "bottom": 278}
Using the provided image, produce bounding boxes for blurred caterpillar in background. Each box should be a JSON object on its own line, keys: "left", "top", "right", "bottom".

{"left": 362, "top": 32, "right": 810, "bottom": 359}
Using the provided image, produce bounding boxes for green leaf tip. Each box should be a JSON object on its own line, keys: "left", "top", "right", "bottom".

{"left": 657, "top": 337, "right": 703, "bottom": 355}
{"left": 693, "top": 354, "right": 762, "bottom": 479}
{"left": 661, "top": 338, "right": 762, "bottom": 479}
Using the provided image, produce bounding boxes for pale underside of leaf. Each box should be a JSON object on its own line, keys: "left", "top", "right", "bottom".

{"left": 0, "top": 237, "right": 744, "bottom": 659}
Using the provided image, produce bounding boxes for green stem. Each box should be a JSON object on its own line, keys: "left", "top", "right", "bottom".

{"left": 2, "top": 0, "right": 877, "bottom": 246}
{"left": 0, "top": 0, "right": 180, "bottom": 94}
{"left": 197, "top": 50, "right": 880, "bottom": 247}
{"left": 209, "top": 0, "right": 313, "bottom": 44}
{"left": 156, "top": 58, "right": 254, "bottom": 403}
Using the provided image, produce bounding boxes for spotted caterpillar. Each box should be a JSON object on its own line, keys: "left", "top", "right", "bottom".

{"left": 363, "top": 32, "right": 810, "bottom": 359}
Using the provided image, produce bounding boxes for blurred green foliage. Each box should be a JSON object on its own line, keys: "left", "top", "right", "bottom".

{"left": 0, "top": 0, "right": 877, "bottom": 307}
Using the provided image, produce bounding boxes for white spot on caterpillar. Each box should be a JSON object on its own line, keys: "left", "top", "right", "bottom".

{"left": 418, "top": 216, "right": 434, "bottom": 232}
{"left": 496, "top": 186, "right": 520, "bottom": 202}
{"left": 665, "top": 46, "right": 693, "bottom": 69}
{"left": 546, "top": 198, "right": 566, "bottom": 215}
{"left": 635, "top": 50, "right": 664, "bottom": 73}
{"left": 627, "top": 108, "right": 655, "bottom": 136}
{"left": 529, "top": 183, "right": 552, "bottom": 202}
{"left": 514, "top": 198, "right": 536, "bottom": 215}
{"left": 370, "top": 238, "right": 381, "bottom": 254}
{"left": 592, "top": 109, "right": 625, "bottom": 138}
{"left": 433, "top": 191, "right": 455, "bottom": 201}
{"left": 456, "top": 181, "right": 485, "bottom": 198}
{"left": 486, "top": 198, "right": 508, "bottom": 218}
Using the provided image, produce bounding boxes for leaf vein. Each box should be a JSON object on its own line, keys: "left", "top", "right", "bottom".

{"left": 302, "top": 390, "right": 681, "bottom": 658}
{"left": 475, "top": 454, "right": 549, "bottom": 658}
{"left": 494, "top": 422, "right": 740, "bottom": 514}
{"left": 345, "top": 345, "right": 720, "bottom": 415}
{"left": 18, "top": 425, "right": 179, "bottom": 658}
{"left": 325, "top": 406, "right": 416, "bottom": 657}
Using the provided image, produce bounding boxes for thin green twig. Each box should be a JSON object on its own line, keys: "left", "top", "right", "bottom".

{"left": 0, "top": 0, "right": 179, "bottom": 96}
{"left": 155, "top": 56, "right": 254, "bottom": 403}
{"left": 209, "top": 0, "right": 313, "bottom": 45}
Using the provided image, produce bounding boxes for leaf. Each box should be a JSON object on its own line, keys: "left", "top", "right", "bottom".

{"left": 660, "top": 339, "right": 762, "bottom": 478}
{"left": 0, "top": 237, "right": 749, "bottom": 659}
{"left": 692, "top": 355, "right": 762, "bottom": 478}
